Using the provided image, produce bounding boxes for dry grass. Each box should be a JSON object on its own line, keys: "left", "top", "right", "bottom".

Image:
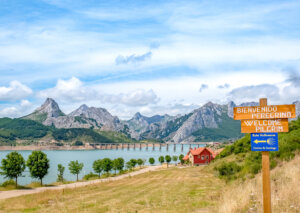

{"left": 0, "top": 166, "right": 225, "bottom": 213}
{"left": 218, "top": 155, "right": 300, "bottom": 213}
{"left": 0, "top": 156, "right": 299, "bottom": 213}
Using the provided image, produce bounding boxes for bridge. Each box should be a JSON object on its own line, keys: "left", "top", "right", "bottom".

{"left": 88, "top": 142, "right": 216, "bottom": 152}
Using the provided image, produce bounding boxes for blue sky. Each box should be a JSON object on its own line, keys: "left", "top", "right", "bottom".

{"left": 0, "top": 0, "right": 300, "bottom": 119}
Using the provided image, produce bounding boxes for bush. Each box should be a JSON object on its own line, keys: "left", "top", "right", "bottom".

{"left": 83, "top": 172, "right": 99, "bottom": 180}
{"left": 1, "top": 179, "right": 16, "bottom": 187}
{"left": 73, "top": 141, "right": 83, "bottom": 146}
{"left": 214, "top": 162, "right": 241, "bottom": 180}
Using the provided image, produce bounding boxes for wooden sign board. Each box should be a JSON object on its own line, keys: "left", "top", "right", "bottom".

{"left": 234, "top": 104, "right": 296, "bottom": 120}
{"left": 241, "top": 118, "right": 289, "bottom": 133}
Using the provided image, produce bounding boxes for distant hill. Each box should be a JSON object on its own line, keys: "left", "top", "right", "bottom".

{"left": 0, "top": 118, "right": 134, "bottom": 145}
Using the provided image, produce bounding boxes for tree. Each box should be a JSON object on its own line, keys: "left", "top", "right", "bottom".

{"left": 172, "top": 156, "right": 178, "bottom": 166}
{"left": 93, "top": 159, "right": 103, "bottom": 177}
{"left": 112, "top": 158, "right": 124, "bottom": 174}
{"left": 158, "top": 156, "right": 165, "bottom": 165}
{"left": 74, "top": 140, "right": 83, "bottom": 146}
{"left": 149, "top": 157, "right": 155, "bottom": 165}
{"left": 165, "top": 155, "right": 171, "bottom": 167}
{"left": 102, "top": 158, "right": 113, "bottom": 174}
{"left": 126, "top": 159, "right": 137, "bottom": 170}
{"left": 137, "top": 159, "right": 143, "bottom": 168}
{"left": 126, "top": 161, "right": 133, "bottom": 170}
{"left": 68, "top": 160, "right": 84, "bottom": 181}
{"left": 57, "top": 164, "right": 65, "bottom": 182}
{"left": 130, "top": 159, "right": 137, "bottom": 168}
{"left": 112, "top": 159, "right": 118, "bottom": 174}
{"left": 116, "top": 158, "right": 125, "bottom": 171}
{"left": 179, "top": 154, "right": 184, "bottom": 164}
{"left": 0, "top": 151, "right": 25, "bottom": 187}
{"left": 26, "top": 151, "right": 49, "bottom": 186}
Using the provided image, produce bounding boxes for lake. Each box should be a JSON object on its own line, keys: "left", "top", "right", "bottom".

{"left": 0, "top": 144, "right": 202, "bottom": 185}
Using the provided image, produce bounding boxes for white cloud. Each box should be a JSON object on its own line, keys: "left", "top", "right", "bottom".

{"left": 103, "top": 89, "right": 159, "bottom": 106}
{"left": 199, "top": 84, "right": 209, "bottom": 92}
{"left": 0, "top": 81, "right": 32, "bottom": 101}
{"left": 0, "top": 107, "right": 20, "bottom": 118}
{"left": 20, "top": 99, "right": 32, "bottom": 108}
{"left": 38, "top": 77, "right": 160, "bottom": 107}
{"left": 228, "top": 84, "right": 280, "bottom": 103}
{"left": 38, "top": 77, "right": 96, "bottom": 102}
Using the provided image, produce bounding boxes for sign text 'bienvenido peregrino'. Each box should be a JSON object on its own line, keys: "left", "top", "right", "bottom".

{"left": 234, "top": 105, "right": 296, "bottom": 120}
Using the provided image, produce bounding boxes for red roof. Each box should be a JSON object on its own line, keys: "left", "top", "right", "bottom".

{"left": 182, "top": 147, "right": 220, "bottom": 161}
{"left": 182, "top": 155, "right": 189, "bottom": 161}
{"left": 188, "top": 147, "right": 216, "bottom": 157}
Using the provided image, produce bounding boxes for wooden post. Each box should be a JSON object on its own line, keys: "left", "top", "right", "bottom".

{"left": 260, "top": 98, "right": 271, "bottom": 213}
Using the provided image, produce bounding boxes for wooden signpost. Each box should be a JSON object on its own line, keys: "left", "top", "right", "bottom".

{"left": 234, "top": 98, "right": 296, "bottom": 213}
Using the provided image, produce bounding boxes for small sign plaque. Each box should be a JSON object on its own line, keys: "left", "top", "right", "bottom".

{"left": 241, "top": 118, "right": 288, "bottom": 133}
{"left": 251, "top": 133, "right": 278, "bottom": 151}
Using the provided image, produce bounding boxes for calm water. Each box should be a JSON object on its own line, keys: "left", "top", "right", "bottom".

{"left": 0, "top": 144, "right": 202, "bottom": 185}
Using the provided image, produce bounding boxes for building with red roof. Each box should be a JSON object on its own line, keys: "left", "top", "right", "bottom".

{"left": 183, "top": 147, "right": 217, "bottom": 165}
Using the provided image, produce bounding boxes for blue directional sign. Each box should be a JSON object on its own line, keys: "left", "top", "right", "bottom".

{"left": 251, "top": 133, "right": 278, "bottom": 151}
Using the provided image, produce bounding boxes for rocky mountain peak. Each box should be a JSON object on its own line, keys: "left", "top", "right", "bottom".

{"left": 203, "top": 101, "right": 214, "bottom": 107}
{"left": 79, "top": 104, "right": 89, "bottom": 110}
{"left": 133, "top": 112, "right": 143, "bottom": 119}
{"left": 35, "top": 98, "right": 64, "bottom": 118}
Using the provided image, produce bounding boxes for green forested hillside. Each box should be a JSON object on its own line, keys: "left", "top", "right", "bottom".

{"left": 214, "top": 118, "right": 300, "bottom": 180}
{"left": 0, "top": 118, "right": 131, "bottom": 145}
{"left": 192, "top": 113, "right": 243, "bottom": 141}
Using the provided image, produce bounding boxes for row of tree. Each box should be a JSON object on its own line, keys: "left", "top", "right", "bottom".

{"left": 0, "top": 151, "right": 186, "bottom": 187}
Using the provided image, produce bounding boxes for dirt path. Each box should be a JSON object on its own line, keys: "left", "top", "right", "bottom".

{"left": 0, "top": 165, "right": 162, "bottom": 200}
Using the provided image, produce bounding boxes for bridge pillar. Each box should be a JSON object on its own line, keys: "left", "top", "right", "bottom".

{"left": 189, "top": 144, "right": 191, "bottom": 150}
{"left": 159, "top": 143, "right": 161, "bottom": 151}
{"left": 140, "top": 143, "right": 142, "bottom": 150}
{"left": 121, "top": 143, "right": 123, "bottom": 150}
{"left": 134, "top": 143, "right": 136, "bottom": 150}
{"left": 116, "top": 143, "right": 118, "bottom": 150}
{"left": 127, "top": 143, "right": 130, "bottom": 150}
{"left": 146, "top": 144, "right": 148, "bottom": 151}
{"left": 174, "top": 144, "right": 176, "bottom": 151}
{"left": 166, "top": 144, "right": 169, "bottom": 151}
{"left": 181, "top": 144, "right": 183, "bottom": 152}
{"left": 152, "top": 143, "right": 155, "bottom": 151}
{"left": 197, "top": 144, "right": 200, "bottom": 148}
{"left": 105, "top": 144, "right": 108, "bottom": 150}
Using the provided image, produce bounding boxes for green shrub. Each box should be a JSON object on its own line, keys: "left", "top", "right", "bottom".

{"left": 1, "top": 179, "right": 16, "bottom": 187}
{"left": 214, "top": 162, "right": 241, "bottom": 180}
{"left": 83, "top": 172, "right": 99, "bottom": 180}
{"left": 73, "top": 141, "right": 83, "bottom": 146}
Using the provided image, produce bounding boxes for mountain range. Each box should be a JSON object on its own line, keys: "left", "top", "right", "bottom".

{"left": 22, "top": 98, "right": 300, "bottom": 143}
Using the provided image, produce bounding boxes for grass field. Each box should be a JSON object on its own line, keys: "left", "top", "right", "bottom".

{"left": 0, "top": 156, "right": 299, "bottom": 213}
{"left": 0, "top": 166, "right": 225, "bottom": 213}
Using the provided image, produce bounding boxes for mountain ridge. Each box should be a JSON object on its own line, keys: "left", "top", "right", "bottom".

{"left": 21, "top": 98, "right": 300, "bottom": 143}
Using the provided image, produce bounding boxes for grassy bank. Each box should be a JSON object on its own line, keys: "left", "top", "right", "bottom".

{"left": 0, "top": 156, "right": 299, "bottom": 212}
{"left": 0, "top": 165, "right": 225, "bottom": 212}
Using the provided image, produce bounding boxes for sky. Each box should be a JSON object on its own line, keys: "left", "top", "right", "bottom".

{"left": 0, "top": 0, "right": 300, "bottom": 119}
